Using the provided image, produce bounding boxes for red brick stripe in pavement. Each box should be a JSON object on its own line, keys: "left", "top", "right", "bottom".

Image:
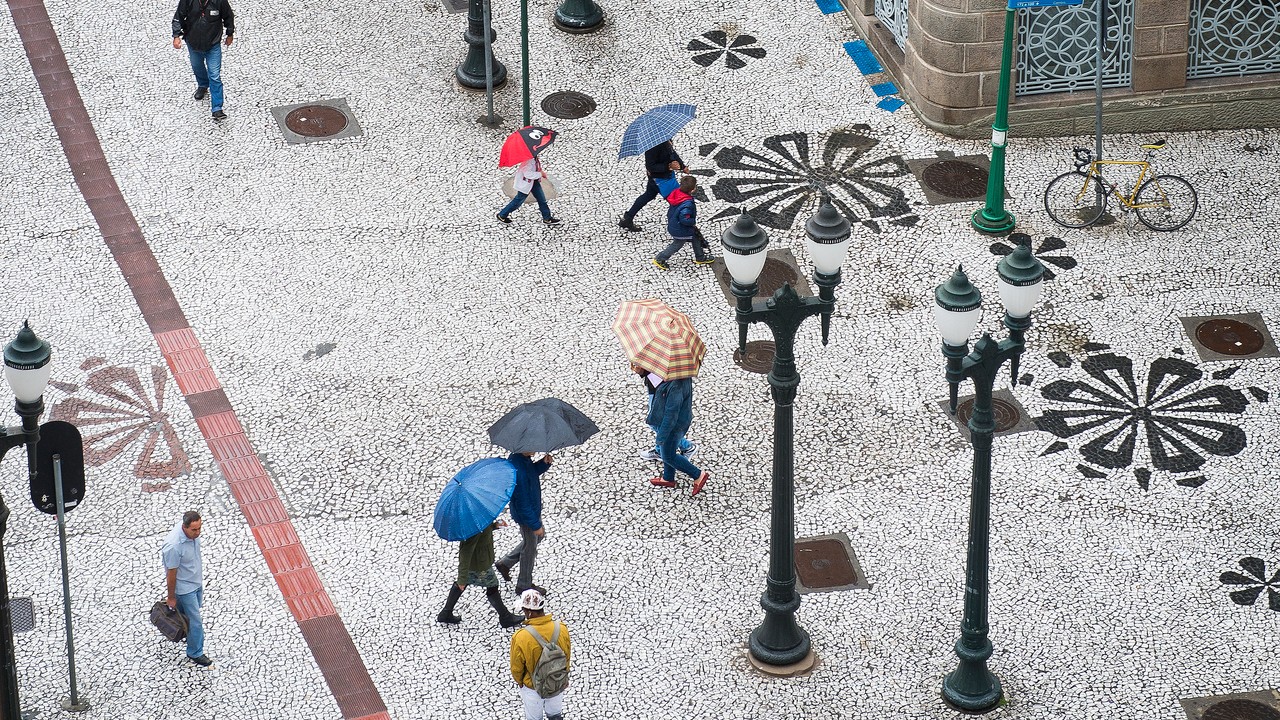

{"left": 6, "top": 2, "right": 390, "bottom": 718}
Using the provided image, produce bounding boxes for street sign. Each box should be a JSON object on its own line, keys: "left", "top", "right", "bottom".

{"left": 1008, "top": 0, "right": 1082, "bottom": 7}
{"left": 31, "top": 421, "right": 85, "bottom": 515}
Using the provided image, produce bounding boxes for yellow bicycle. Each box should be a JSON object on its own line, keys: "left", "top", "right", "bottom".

{"left": 1043, "top": 140, "right": 1198, "bottom": 231}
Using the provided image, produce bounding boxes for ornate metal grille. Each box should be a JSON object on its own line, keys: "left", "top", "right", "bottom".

{"left": 1188, "top": 0, "right": 1280, "bottom": 79}
{"left": 1016, "top": 0, "right": 1133, "bottom": 95}
{"left": 875, "top": 0, "right": 908, "bottom": 51}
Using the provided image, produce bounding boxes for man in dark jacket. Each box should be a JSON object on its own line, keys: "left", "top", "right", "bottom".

{"left": 495, "top": 452, "right": 552, "bottom": 595}
{"left": 619, "top": 140, "right": 685, "bottom": 232}
{"left": 172, "top": 0, "right": 235, "bottom": 121}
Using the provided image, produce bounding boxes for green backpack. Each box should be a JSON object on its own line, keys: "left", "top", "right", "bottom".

{"left": 524, "top": 621, "right": 569, "bottom": 699}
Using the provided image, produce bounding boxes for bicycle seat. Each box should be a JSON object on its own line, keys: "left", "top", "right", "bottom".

{"left": 1141, "top": 139, "right": 1166, "bottom": 150}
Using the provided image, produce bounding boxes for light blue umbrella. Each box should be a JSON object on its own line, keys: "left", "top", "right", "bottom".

{"left": 433, "top": 457, "right": 518, "bottom": 541}
{"left": 618, "top": 104, "right": 697, "bottom": 160}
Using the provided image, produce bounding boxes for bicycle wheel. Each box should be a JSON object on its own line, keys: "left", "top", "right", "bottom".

{"left": 1134, "top": 174, "right": 1198, "bottom": 231}
{"left": 1044, "top": 171, "right": 1107, "bottom": 228}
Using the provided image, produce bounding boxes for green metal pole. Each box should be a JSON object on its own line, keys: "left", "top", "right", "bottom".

{"left": 941, "top": 340, "right": 1008, "bottom": 712}
{"left": 521, "top": 0, "right": 530, "bottom": 127}
{"left": 971, "top": 9, "right": 1017, "bottom": 234}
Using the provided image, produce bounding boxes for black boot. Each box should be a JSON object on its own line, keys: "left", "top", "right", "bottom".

{"left": 486, "top": 586, "right": 524, "bottom": 628}
{"left": 437, "top": 584, "right": 463, "bottom": 624}
{"left": 618, "top": 214, "right": 640, "bottom": 232}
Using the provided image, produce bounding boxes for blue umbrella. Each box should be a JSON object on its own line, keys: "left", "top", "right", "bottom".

{"left": 618, "top": 104, "right": 697, "bottom": 160}
{"left": 433, "top": 457, "right": 518, "bottom": 541}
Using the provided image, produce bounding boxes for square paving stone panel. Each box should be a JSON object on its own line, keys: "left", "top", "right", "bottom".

{"left": 794, "top": 531, "right": 870, "bottom": 594}
{"left": 1180, "top": 689, "right": 1280, "bottom": 720}
{"left": 710, "top": 248, "right": 813, "bottom": 308}
{"left": 906, "top": 150, "right": 1009, "bottom": 206}
{"left": 1180, "top": 311, "right": 1279, "bottom": 363}
{"left": 271, "top": 99, "right": 363, "bottom": 145}
{"left": 936, "top": 387, "right": 1037, "bottom": 440}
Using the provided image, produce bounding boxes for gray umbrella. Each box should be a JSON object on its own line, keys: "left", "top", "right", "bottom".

{"left": 487, "top": 398, "right": 600, "bottom": 453}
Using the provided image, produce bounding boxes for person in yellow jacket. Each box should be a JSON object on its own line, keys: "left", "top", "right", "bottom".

{"left": 509, "top": 589, "right": 571, "bottom": 720}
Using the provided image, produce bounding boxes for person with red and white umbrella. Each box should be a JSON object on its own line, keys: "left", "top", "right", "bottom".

{"left": 497, "top": 126, "right": 561, "bottom": 225}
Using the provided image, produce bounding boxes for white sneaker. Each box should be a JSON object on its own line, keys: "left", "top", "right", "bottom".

{"left": 680, "top": 442, "right": 698, "bottom": 458}
{"left": 637, "top": 448, "right": 661, "bottom": 461}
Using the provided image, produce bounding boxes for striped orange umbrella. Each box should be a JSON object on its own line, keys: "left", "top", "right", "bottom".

{"left": 611, "top": 299, "right": 706, "bottom": 380}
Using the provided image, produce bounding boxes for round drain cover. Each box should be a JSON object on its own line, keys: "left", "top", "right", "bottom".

{"left": 1196, "top": 318, "right": 1265, "bottom": 356}
{"left": 1202, "top": 699, "right": 1280, "bottom": 720}
{"left": 921, "top": 160, "right": 989, "bottom": 199}
{"left": 285, "top": 105, "right": 349, "bottom": 137}
{"left": 955, "top": 397, "right": 1021, "bottom": 433}
{"left": 733, "top": 340, "right": 775, "bottom": 374}
{"left": 541, "top": 91, "right": 597, "bottom": 119}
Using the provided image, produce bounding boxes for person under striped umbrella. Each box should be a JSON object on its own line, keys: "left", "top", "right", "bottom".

{"left": 611, "top": 300, "right": 711, "bottom": 495}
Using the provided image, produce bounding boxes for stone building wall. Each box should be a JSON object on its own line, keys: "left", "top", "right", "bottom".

{"left": 845, "top": 0, "right": 1280, "bottom": 138}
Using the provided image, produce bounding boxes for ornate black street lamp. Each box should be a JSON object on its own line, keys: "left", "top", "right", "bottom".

{"left": 721, "top": 200, "right": 853, "bottom": 671}
{"left": 0, "top": 321, "right": 53, "bottom": 720}
{"left": 456, "top": 0, "right": 507, "bottom": 90}
{"left": 553, "top": 0, "right": 603, "bottom": 33}
{"left": 931, "top": 240, "right": 1044, "bottom": 712}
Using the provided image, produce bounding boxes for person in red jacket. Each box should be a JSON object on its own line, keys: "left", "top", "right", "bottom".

{"left": 652, "top": 176, "right": 716, "bottom": 270}
{"left": 172, "top": 0, "right": 235, "bottom": 121}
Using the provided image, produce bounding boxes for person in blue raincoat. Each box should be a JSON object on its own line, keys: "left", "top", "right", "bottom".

{"left": 645, "top": 376, "right": 710, "bottom": 495}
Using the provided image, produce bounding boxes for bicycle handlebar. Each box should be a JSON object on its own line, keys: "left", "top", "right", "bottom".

{"left": 1072, "top": 147, "right": 1093, "bottom": 170}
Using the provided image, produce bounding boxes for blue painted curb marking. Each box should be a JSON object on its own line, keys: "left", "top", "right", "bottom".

{"left": 843, "top": 40, "right": 884, "bottom": 75}
{"left": 815, "top": 0, "right": 843, "bottom": 15}
{"left": 876, "top": 97, "right": 906, "bottom": 112}
{"left": 870, "top": 81, "right": 898, "bottom": 97}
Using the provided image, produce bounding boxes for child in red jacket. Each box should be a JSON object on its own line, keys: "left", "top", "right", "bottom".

{"left": 652, "top": 176, "right": 716, "bottom": 270}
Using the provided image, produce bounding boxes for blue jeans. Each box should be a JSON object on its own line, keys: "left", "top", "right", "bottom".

{"left": 659, "top": 431, "right": 701, "bottom": 482}
{"left": 187, "top": 44, "right": 224, "bottom": 113}
{"left": 176, "top": 587, "right": 205, "bottom": 658}
{"left": 500, "top": 180, "right": 551, "bottom": 220}
{"left": 647, "top": 395, "right": 691, "bottom": 456}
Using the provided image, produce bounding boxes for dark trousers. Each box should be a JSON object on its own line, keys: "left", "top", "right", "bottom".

{"left": 623, "top": 177, "right": 661, "bottom": 221}
{"left": 499, "top": 524, "right": 542, "bottom": 591}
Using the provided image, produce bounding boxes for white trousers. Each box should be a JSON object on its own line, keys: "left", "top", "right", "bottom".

{"left": 518, "top": 685, "right": 565, "bottom": 720}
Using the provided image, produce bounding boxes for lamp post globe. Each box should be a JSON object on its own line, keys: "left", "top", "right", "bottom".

{"left": 721, "top": 212, "right": 770, "bottom": 289}
{"left": 995, "top": 240, "right": 1045, "bottom": 319}
{"left": 933, "top": 267, "right": 983, "bottom": 348}
{"left": 803, "top": 198, "right": 851, "bottom": 278}
{"left": 3, "top": 321, "right": 52, "bottom": 404}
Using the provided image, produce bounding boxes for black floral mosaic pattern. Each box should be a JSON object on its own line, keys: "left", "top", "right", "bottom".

{"left": 1034, "top": 349, "right": 1260, "bottom": 489}
{"left": 697, "top": 126, "right": 918, "bottom": 233}
{"left": 990, "top": 235, "right": 1077, "bottom": 280}
{"left": 688, "top": 30, "right": 766, "bottom": 69}
{"left": 1221, "top": 557, "right": 1280, "bottom": 611}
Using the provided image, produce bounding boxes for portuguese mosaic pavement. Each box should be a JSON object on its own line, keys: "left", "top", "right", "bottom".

{"left": 0, "top": 0, "right": 1278, "bottom": 716}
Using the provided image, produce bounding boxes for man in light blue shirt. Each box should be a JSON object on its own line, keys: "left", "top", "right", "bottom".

{"left": 162, "top": 511, "right": 211, "bottom": 666}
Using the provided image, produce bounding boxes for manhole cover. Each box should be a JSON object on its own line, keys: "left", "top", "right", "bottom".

{"left": 719, "top": 258, "right": 799, "bottom": 299}
{"left": 541, "top": 91, "right": 597, "bottom": 119}
{"left": 733, "top": 340, "right": 774, "bottom": 374}
{"left": 1202, "top": 699, "right": 1280, "bottom": 720}
{"left": 920, "top": 160, "right": 989, "bottom": 199}
{"left": 955, "top": 396, "right": 1022, "bottom": 433}
{"left": 284, "top": 105, "right": 349, "bottom": 137}
{"left": 1196, "top": 318, "right": 1265, "bottom": 356}
{"left": 10, "top": 597, "right": 33, "bottom": 633}
{"left": 795, "top": 538, "right": 857, "bottom": 589}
